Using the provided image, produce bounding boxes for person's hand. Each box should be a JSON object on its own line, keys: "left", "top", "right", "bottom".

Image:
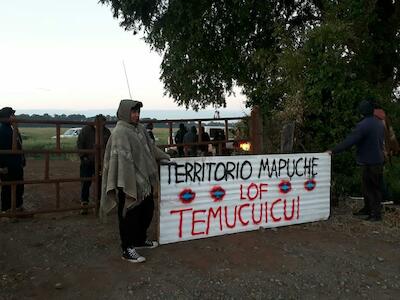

{"left": 0, "top": 167, "right": 8, "bottom": 174}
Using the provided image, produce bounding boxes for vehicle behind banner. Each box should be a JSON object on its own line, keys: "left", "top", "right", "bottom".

{"left": 159, "top": 153, "right": 331, "bottom": 244}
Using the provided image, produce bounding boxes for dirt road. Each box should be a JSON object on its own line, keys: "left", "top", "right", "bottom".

{"left": 1, "top": 205, "right": 400, "bottom": 300}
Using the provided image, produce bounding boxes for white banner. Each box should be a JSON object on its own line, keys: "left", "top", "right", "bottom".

{"left": 160, "top": 153, "right": 331, "bottom": 244}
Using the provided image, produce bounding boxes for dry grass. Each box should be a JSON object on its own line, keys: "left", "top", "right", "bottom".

{"left": 383, "top": 207, "right": 400, "bottom": 228}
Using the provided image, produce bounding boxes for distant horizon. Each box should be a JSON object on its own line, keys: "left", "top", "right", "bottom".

{"left": 15, "top": 107, "right": 250, "bottom": 120}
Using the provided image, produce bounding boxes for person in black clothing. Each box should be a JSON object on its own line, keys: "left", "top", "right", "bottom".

{"left": 328, "top": 100, "right": 385, "bottom": 221}
{"left": 199, "top": 126, "right": 211, "bottom": 156}
{"left": 77, "top": 115, "right": 111, "bottom": 213}
{"left": 0, "top": 107, "right": 25, "bottom": 212}
{"left": 174, "top": 123, "right": 187, "bottom": 157}
{"left": 183, "top": 126, "right": 198, "bottom": 156}
{"left": 213, "top": 130, "right": 227, "bottom": 155}
{"left": 146, "top": 122, "right": 155, "bottom": 142}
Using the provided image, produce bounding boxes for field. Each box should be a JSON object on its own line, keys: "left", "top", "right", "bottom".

{"left": 20, "top": 127, "right": 78, "bottom": 150}
{"left": 19, "top": 127, "right": 172, "bottom": 160}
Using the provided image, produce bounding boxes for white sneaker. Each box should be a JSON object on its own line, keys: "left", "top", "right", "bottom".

{"left": 122, "top": 248, "right": 146, "bottom": 263}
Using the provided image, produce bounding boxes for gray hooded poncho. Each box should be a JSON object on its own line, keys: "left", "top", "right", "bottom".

{"left": 100, "top": 99, "right": 170, "bottom": 217}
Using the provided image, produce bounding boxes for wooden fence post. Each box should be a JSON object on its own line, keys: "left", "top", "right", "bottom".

{"left": 250, "top": 105, "right": 263, "bottom": 154}
{"left": 94, "top": 117, "right": 101, "bottom": 215}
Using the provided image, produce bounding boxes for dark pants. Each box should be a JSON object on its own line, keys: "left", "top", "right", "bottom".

{"left": 361, "top": 165, "right": 383, "bottom": 218}
{"left": 80, "top": 160, "right": 95, "bottom": 203}
{"left": 1, "top": 167, "right": 24, "bottom": 211}
{"left": 117, "top": 188, "right": 154, "bottom": 250}
{"left": 177, "top": 146, "right": 184, "bottom": 157}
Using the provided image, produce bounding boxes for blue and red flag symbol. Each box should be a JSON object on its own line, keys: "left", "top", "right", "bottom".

{"left": 278, "top": 180, "right": 292, "bottom": 194}
{"left": 304, "top": 179, "right": 317, "bottom": 191}
{"left": 210, "top": 186, "right": 226, "bottom": 202}
{"left": 179, "top": 188, "right": 196, "bottom": 204}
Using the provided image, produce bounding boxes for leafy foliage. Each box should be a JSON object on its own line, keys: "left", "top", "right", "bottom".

{"left": 100, "top": 0, "right": 400, "bottom": 197}
{"left": 100, "top": 0, "right": 321, "bottom": 110}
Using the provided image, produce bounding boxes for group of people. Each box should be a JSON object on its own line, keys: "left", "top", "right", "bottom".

{"left": 82, "top": 97, "right": 399, "bottom": 229}
{"left": 174, "top": 123, "right": 214, "bottom": 157}
{"left": 0, "top": 102, "right": 171, "bottom": 264}
{"left": 0, "top": 97, "right": 398, "bottom": 264}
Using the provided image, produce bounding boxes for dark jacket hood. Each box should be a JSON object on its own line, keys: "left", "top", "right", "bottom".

{"left": 358, "top": 100, "right": 374, "bottom": 117}
{"left": 116, "top": 99, "right": 143, "bottom": 123}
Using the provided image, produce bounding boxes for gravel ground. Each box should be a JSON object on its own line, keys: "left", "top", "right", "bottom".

{"left": 1, "top": 160, "right": 399, "bottom": 299}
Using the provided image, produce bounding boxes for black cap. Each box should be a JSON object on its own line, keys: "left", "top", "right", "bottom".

{"left": 95, "top": 114, "right": 107, "bottom": 121}
{"left": 0, "top": 107, "right": 15, "bottom": 118}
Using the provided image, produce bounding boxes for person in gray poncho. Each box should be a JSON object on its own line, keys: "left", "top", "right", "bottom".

{"left": 101, "top": 99, "right": 170, "bottom": 263}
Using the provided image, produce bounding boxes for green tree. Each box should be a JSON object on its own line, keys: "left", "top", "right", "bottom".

{"left": 100, "top": 0, "right": 400, "bottom": 197}
{"left": 276, "top": 0, "right": 400, "bottom": 198}
{"left": 100, "top": 0, "right": 399, "bottom": 111}
{"left": 100, "top": 0, "right": 320, "bottom": 110}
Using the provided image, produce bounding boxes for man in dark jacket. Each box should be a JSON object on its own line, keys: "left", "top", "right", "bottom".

{"left": 77, "top": 115, "right": 111, "bottom": 213}
{"left": 0, "top": 107, "right": 25, "bottom": 212}
{"left": 199, "top": 126, "right": 211, "bottom": 155}
{"left": 328, "top": 100, "right": 385, "bottom": 221}
{"left": 174, "top": 123, "right": 187, "bottom": 157}
{"left": 183, "top": 126, "right": 198, "bottom": 157}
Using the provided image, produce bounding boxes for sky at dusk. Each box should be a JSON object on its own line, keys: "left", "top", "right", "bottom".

{"left": 0, "top": 0, "right": 248, "bottom": 116}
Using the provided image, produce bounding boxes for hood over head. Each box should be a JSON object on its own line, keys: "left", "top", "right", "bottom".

{"left": 358, "top": 100, "right": 374, "bottom": 117}
{"left": 116, "top": 99, "right": 143, "bottom": 123}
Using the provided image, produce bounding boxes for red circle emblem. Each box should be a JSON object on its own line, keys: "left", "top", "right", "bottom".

{"left": 179, "top": 188, "right": 196, "bottom": 204}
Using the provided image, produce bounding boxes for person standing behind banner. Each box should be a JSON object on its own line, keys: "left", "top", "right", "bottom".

{"left": 146, "top": 122, "right": 155, "bottom": 143}
{"left": 77, "top": 115, "right": 111, "bottom": 214}
{"left": 327, "top": 100, "right": 385, "bottom": 222}
{"left": 100, "top": 99, "right": 170, "bottom": 263}
{"left": 183, "top": 126, "right": 198, "bottom": 156}
{"left": 199, "top": 126, "right": 211, "bottom": 156}
{"left": 213, "top": 130, "right": 227, "bottom": 155}
{"left": 0, "top": 107, "right": 25, "bottom": 212}
{"left": 174, "top": 123, "right": 187, "bottom": 157}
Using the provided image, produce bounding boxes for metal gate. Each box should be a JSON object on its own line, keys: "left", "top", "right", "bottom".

{"left": 0, "top": 108, "right": 261, "bottom": 218}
